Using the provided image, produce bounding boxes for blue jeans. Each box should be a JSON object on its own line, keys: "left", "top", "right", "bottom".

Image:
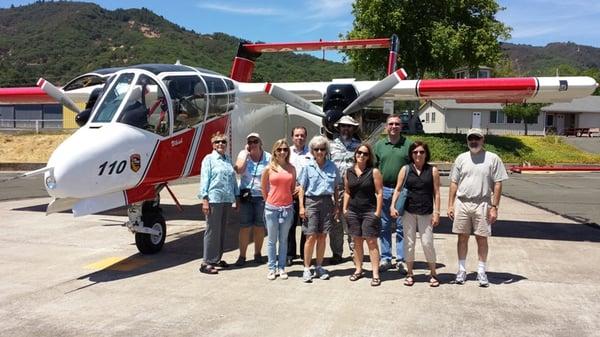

{"left": 264, "top": 203, "right": 294, "bottom": 271}
{"left": 379, "top": 186, "right": 404, "bottom": 263}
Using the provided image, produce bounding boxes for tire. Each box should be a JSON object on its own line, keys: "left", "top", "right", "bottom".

{"left": 576, "top": 131, "right": 582, "bottom": 137}
{"left": 135, "top": 209, "right": 166, "bottom": 254}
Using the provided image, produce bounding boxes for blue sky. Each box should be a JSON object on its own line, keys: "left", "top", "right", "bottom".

{"left": 3, "top": 0, "right": 600, "bottom": 61}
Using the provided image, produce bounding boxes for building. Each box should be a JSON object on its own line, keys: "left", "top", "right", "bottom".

{"left": 419, "top": 100, "right": 545, "bottom": 135}
{"left": 541, "top": 96, "right": 600, "bottom": 135}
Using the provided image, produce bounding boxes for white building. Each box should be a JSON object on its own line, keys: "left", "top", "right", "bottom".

{"left": 541, "top": 96, "right": 600, "bottom": 135}
{"left": 419, "top": 100, "right": 545, "bottom": 135}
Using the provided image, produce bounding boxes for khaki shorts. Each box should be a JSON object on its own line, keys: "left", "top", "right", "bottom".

{"left": 452, "top": 198, "right": 491, "bottom": 237}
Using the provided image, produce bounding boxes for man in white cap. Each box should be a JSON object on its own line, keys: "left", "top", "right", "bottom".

{"left": 447, "top": 128, "right": 508, "bottom": 287}
{"left": 329, "top": 115, "right": 361, "bottom": 264}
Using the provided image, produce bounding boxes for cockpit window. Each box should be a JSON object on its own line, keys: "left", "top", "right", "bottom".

{"left": 163, "top": 75, "right": 207, "bottom": 132}
{"left": 118, "top": 74, "right": 170, "bottom": 137}
{"left": 63, "top": 74, "right": 107, "bottom": 91}
{"left": 92, "top": 73, "right": 134, "bottom": 123}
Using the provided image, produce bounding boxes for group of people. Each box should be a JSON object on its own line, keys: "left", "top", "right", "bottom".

{"left": 198, "top": 114, "right": 508, "bottom": 288}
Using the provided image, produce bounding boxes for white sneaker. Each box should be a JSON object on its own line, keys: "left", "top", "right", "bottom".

{"left": 455, "top": 270, "right": 467, "bottom": 285}
{"left": 477, "top": 271, "right": 489, "bottom": 287}
{"left": 278, "top": 269, "right": 288, "bottom": 280}
{"left": 267, "top": 270, "right": 276, "bottom": 280}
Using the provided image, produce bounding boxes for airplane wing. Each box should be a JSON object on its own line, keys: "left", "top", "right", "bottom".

{"left": 238, "top": 76, "right": 598, "bottom": 105}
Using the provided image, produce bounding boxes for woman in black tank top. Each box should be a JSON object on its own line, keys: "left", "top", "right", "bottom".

{"left": 390, "top": 141, "right": 441, "bottom": 287}
{"left": 342, "top": 143, "right": 384, "bottom": 287}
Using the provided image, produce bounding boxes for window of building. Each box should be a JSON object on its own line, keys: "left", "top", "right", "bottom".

{"left": 431, "top": 111, "right": 436, "bottom": 123}
{"left": 546, "top": 114, "right": 554, "bottom": 126}
{"left": 489, "top": 110, "right": 505, "bottom": 124}
{"left": 506, "top": 115, "right": 521, "bottom": 124}
{"left": 425, "top": 112, "right": 430, "bottom": 123}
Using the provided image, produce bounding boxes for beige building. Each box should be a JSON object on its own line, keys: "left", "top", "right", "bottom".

{"left": 541, "top": 96, "right": 600, "bottom": 135}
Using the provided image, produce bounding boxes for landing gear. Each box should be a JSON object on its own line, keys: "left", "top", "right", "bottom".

{"left": 126, "top": 198, "right": 166, "bottom": 254}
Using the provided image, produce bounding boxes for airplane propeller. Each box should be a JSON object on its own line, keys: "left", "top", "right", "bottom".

{"left": 37, "top": 78, "right": 82, "bottom": 114}
{"left": 264, "top": 83, "right": 324, "bottom": 117}
{"left": 342, "top": 68, "right": 407, "bottom": 115}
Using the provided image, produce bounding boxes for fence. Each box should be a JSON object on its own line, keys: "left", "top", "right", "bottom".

{"left": 0, "top": 119, "right": 63, "bottom": 133}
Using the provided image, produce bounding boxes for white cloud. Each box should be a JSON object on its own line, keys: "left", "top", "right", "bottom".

{"left": 196, "top": 2, "right": 283, "bottom": 16}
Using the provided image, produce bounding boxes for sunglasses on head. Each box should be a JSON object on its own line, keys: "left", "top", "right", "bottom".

{"left": 276, "top": 148, "right": 289, "bottom": 153}
{"left": 356, "top": 150, "right": 369, "bottom": 157}
{"left": 247, "top": 139, "right": 260, "bottom": 144}
{"left": 313, "top": 147, "right": 327, "bottom": 152}
{"left": 213, "top": 140, "right": 227, "bottom": 145}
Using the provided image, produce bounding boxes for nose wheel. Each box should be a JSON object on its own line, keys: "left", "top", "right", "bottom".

{"left": 127, "top": 200, "right": 167, "bottom": 254}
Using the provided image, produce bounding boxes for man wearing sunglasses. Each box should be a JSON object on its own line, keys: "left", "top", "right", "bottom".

{"left": 448, "top": 128, "right": 508, "bottom": 287}
{"left": 374, "top": 114, "right": 411, "bottom": 273}
{"left": 329, "top": 115, "right": 362, "bottom": 265}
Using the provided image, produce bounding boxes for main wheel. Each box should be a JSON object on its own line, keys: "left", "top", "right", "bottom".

{"left": 135, "top": 209, "right": 166, "bottom": 254}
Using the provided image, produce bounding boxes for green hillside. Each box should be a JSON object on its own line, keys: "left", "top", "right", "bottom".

{"left": 0, "top": 1, "right": 356, "bottom": 87}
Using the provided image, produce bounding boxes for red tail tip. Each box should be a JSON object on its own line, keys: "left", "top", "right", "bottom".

{"left": 396, "top": 68, "right": 408, "bottom": 80}
{"left": 264, "top": 83, "right": 272, "bottom": 94}
{"left": 36, "top": 78, "right": 46, "bottom": 87}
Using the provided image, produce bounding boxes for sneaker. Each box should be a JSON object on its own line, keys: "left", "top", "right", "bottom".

{"left": 267, "top": 270, "right": 276, "bottom": 280}
{"left": 455, "top": 270, "right": 467, "bottom": 285}
{"left": 379, "top": 260, "right": 393, "bottom": 272}
{"left": 329, "top": 254, "right": 343, "bottom": 265}
{"left": 396, "top": 261, "right": 407, "bottom": 275}
{"left": 315, "top": 266, "right": 330, "bottom": 280}
{"left": 477, "top": 271, "right": 489, "bottom": 287}
{"left": 278, "top": 269, "right": 288, "bottom": 280}
{"left": 302, "top": 268, "right": 313, "bottom": 283}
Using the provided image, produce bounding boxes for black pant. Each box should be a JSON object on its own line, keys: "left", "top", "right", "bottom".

{"left": 287, "top": 198, "right": 306, "bottom": 259}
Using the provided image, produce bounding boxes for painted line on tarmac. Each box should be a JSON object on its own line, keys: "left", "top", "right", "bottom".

{"left": 85, "top": 256, "right": 151, "bottom": 271}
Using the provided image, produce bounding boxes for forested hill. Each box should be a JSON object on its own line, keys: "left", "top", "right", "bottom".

{"left": 501, "top": 42, "right": 600, "bottom": 76}
{"left": 0, "top": 1, "right": 356, "bottom": 87}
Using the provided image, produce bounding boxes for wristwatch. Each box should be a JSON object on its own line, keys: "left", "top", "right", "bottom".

{"left": 490, "top": 204, "right": 498, "bottom": 209}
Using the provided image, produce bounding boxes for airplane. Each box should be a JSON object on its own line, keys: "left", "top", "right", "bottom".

{"left": 0, "top": 36, "right": 597, "bottom": 254}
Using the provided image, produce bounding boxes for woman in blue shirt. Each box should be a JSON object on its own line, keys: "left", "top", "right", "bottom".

{"left": 198, "top": 132, "right": 239, "bottom": 274}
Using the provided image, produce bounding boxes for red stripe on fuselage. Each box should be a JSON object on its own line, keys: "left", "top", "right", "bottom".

{"left": 189, "top": 115, "right": 230, "bottom": 177}
{"left": 142, "top": 128, "right": 195, "bottom": 184}
{"left": 124, "top": 184, "right": 157, "bottom": 205}
{"left": 418, "top": 78, "right": 538, "bottom": 100}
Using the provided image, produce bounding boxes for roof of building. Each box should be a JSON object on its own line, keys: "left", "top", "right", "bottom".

{"left": 541, "top": 96, "right": 600, "bottom": 113}
{"left": 429, "top": 100, "right": 504, "bottom": 110}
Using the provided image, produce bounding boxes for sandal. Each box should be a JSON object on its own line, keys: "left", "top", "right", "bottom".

{"left": 371, "top": 278, "right": 381, "bottom": 287}
{"left": 349, "top": 271, "right": 365, "bottom": 282}
{"left": 429, "top": 275, "right": 440, "bottom": 287}
{"left": 404, "top": 275, "right": 415, "bottom": 287}
{"left": 199, "top": 263, "right": 218, "bottom": 275}
{"left": 216, "top": 260, "right": 230, "bottom": 268}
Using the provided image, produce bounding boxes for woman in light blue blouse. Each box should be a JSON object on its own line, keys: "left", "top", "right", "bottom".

{"left": 198, "top": 132, "right": 239, "bottom": 274}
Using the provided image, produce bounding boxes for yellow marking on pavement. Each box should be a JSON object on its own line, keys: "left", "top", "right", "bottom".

{"left": 85, "top": 256, "right": 151, "bottom": 271}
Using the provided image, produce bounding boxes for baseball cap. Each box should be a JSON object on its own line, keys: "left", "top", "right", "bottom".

{"left": 246, "top": 132, "right": 261, "bottom": 140}
{"left": 467, "top": 128, "right": 484, "bottom": 139}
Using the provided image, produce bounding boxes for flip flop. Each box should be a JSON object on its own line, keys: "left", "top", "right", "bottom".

{"left": 429, "top": 275, "right": 440, "bottom": 287}
{"left": 404, "top": 275, "right": 415, "bottom": 286}
{"left": 371, "top": 278, "right": 381, "bottom": 287}
{"left": 349, "top": 271, "right": 365, "bottom": 281}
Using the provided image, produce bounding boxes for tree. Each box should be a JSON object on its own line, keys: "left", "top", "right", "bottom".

{"left": 503, "top": 103, "right": 544, "bottom": 135}
{"left": 345, "top": 0, "right": 511, "bottom": 79}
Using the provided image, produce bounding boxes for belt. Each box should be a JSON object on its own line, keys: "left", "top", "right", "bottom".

{"left": 383, "top": 183, "right": 396, "bottom": 188}
{"left": 457, "top": 196, "right": 490, "bottom": 203}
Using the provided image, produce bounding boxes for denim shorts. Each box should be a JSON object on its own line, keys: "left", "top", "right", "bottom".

{"left": 240, "top": 196, "right": 265, "bottom": 228}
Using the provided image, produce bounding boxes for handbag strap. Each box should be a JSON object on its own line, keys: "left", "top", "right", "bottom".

{"left": 400, "top": 164, "right": 410, "bottom": 189}
{"left": 248, "top": 151, "right": 263, "bottom": 188}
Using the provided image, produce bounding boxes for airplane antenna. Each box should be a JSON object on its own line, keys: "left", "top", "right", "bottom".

{"left": 175, "top": 59, "right": 181, "bottom": 65}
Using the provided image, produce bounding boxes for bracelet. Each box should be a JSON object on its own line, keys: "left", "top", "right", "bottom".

{"left": 433, "top": 210, "right": 440, "bottom": 215}
{"left": 491, "top": 205, "right": 498, "bottom": 209}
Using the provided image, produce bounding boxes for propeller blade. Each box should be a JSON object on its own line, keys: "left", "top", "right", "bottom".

{"left": 37, "top": 78, "right": 81, "bottom": 114}
{"left": 265, "top": 83, "right": 324, "bottom": 117}
{"left": 342, "top": 68, "right": 407, "bottom": 115}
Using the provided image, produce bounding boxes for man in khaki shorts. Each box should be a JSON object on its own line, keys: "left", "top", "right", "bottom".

{"left": 447, "top": 128, "right": 508, "bottom": 287}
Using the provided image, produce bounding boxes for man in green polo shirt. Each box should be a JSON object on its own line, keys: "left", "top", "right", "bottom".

{"left": 374, "top": 114, "right": 410, "bottom": 272}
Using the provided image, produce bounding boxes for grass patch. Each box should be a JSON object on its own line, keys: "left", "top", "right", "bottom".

{"left": 406, "top": 134, "right": 600, "bottom": 165}
{"left": 0, "top": 130, "right": 74, "bottom": 163}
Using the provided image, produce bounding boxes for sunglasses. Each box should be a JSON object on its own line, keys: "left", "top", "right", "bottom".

{"left": 213, "top": 140, "right": 227, "bottom": 145}
{"left": 313, "top": 148, "right": 327, "bottom": 152}
{"left": 247, "top": 139, "right": 260, "bottom": 144}
{"left": 467, "top": 136, "right": 482, "bottom": 141}
{"left": 412, "top": 150, "right": 425, "bottom": 155}
{"left": 276, "top": 148, "right": 289, "bottom": 153}
{"left": 356, "top": 150, "right": 370, "bottom": 157}
{"left": 338, "top": 124, "right": 354, "bottom": 128}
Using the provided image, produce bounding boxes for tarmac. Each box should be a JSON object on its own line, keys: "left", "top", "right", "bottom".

{"left": 1, "top": 182, "right": 600, "bottom": 337}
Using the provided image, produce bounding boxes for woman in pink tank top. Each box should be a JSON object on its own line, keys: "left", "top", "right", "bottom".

{"left": 261, "top": 139, "right": 296, "bottom": 280}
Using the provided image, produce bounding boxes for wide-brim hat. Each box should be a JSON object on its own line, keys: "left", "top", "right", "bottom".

{"left": 334, "top": 115, "right": 359, "bottom": 127}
